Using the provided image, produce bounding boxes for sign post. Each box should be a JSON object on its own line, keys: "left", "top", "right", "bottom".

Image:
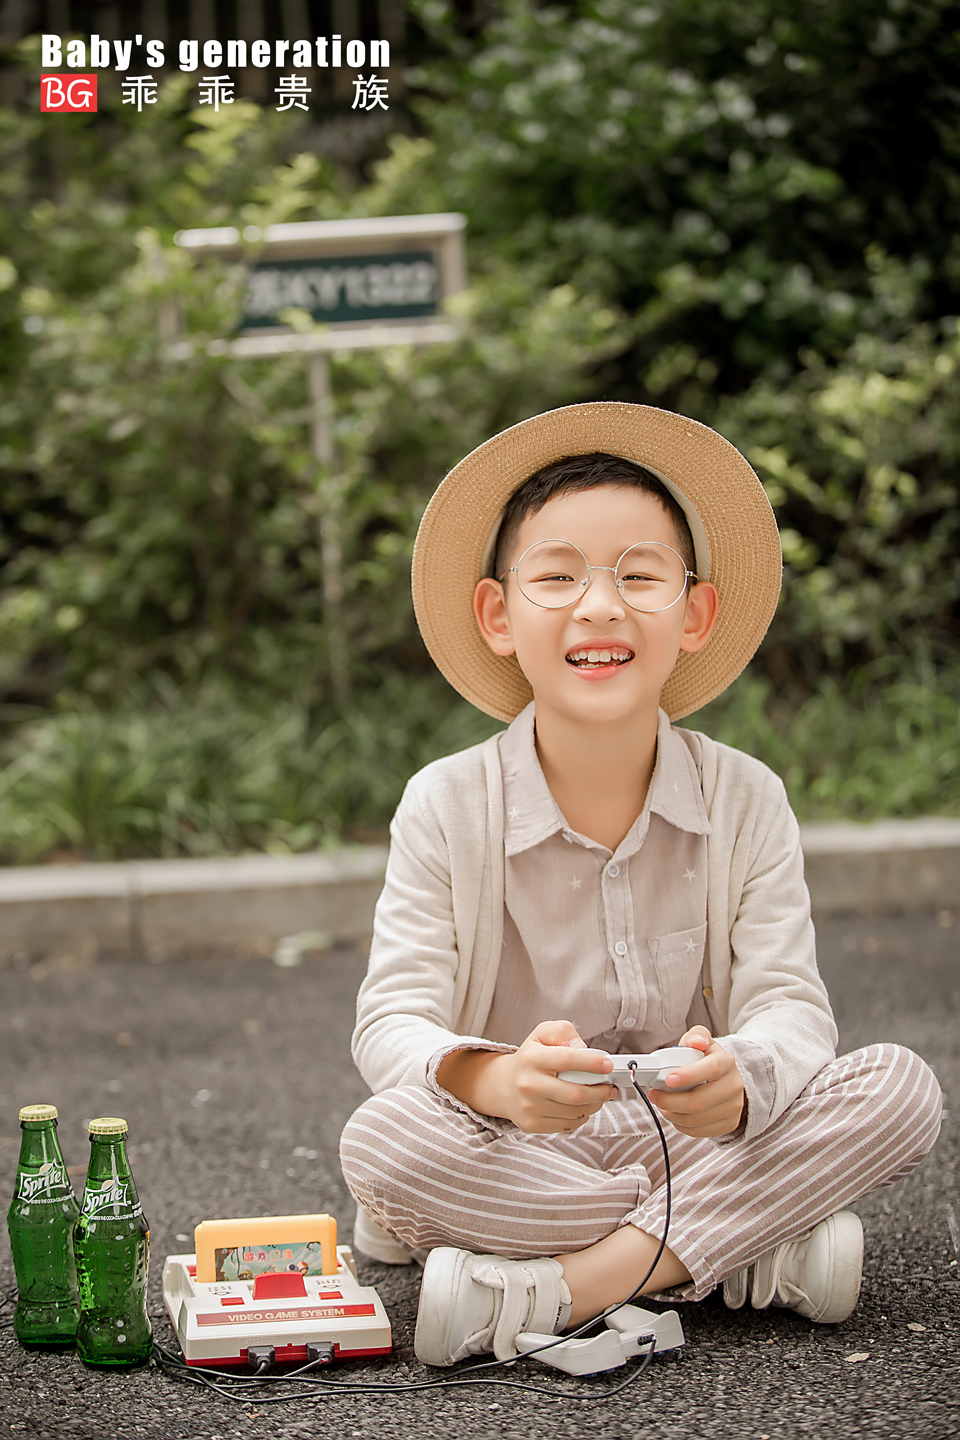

{"left": 173, "top": 214, "right": 467, "bottom": 704}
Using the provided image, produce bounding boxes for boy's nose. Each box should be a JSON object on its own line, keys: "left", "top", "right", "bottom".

{"left": 572, "top": 567, "right": 626, "bottom": 622}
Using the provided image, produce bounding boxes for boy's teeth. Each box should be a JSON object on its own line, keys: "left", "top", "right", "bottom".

{"left": 568, "top": 648, "right": 631, "bottom": 666}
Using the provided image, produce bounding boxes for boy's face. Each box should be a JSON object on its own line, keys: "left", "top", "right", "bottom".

{"left": 473, "top": 486, "right": 719, "bottom": 729}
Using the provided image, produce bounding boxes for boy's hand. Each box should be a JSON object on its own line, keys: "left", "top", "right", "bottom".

{"left": 436, "top": 1020, "right": 619, "bottom": 1133}
{"left": 647, "top": 1025, "right": 745, "bottom": 1137}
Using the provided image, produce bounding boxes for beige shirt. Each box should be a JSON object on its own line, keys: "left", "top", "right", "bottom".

{"left": 487, "top": 706, "right": 712, "bottom": 1052}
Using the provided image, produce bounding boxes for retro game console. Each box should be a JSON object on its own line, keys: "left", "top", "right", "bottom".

{"left": 162, "top": 1213, "right": 390, "bottom": 1367}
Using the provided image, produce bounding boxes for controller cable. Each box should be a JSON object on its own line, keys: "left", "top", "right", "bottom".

{"left": 155, "top": 1065, "right": 676, "bottom": 1405}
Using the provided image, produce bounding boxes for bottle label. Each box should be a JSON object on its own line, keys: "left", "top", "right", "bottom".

{"left": 81, "top": 1179, "right": 143, "bottom": 1218}
{"left": 17, "top": 1162, "right": 70, "bottom": 1202}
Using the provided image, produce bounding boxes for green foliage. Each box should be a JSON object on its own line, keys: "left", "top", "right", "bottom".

{"left": 0, "top": 4, "right": 958, "bottom": 862}
{"left": 686, "top": 658, "right": 960, "bottom": 820}
{"left": 409, "top": 0, "right": 960, "bottom": 391}
{"left": 0, "top": 678, "right": 502, "bottom": 862}
{"left": 714, "top": 259, "right": 960, "bottom": 685}
{"left": 0, "top": 95, "right": 623, "bottom": 710}
{"left": 1, "top": 657, "right": 955, "bottom": 865}
{"left": 391, "top": 2, "right": 960, "bottom": 683}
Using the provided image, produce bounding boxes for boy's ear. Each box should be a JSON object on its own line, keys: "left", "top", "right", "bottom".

{"left": 679, "top": 581, "right": 720, "bottom": 654}
{"left": 473, "top": 577, "right": 516, "bottom": 657}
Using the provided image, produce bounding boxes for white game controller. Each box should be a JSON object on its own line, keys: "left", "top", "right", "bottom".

{"left": 559, "top": 1045, "right": 705, "bottom": 1095}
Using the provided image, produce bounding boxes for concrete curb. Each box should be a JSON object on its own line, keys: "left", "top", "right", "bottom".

{"left": 0, "top": 818, "right": 957, "bottom": 964}
{"left": 0, "top": 848, "right": 389, "bottom": 964}
{"left": 798, "top": 817, "right": 960, "bottom": 919}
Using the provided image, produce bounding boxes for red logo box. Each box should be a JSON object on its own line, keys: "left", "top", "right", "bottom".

{"left": 40, "top": 74, "right": 98, "bottom": 112}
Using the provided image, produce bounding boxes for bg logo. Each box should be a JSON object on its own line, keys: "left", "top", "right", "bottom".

{"left": 40, "top": 74, "right": 97, "bottom": 112}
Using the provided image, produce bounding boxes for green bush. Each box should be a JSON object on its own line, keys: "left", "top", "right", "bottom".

{"left": 685, "top": 658, "right": 960, "bottom": 820}
{"left": 0, "top": 5, "right": 958, "bottom": 861}
{"left": 408, "top": 0, "right": 960, "bottom": 390}
{"left": 0, "top": 677, "right": 502, "bottom": 862}
{"left": 714, "top": 260, "right": 960, "bottom": 689}
{"left": 0, "top": 101, "right": 623, "bottom": 710}
{"left": 1, "top": 656, "right": 956, "bottom": 865}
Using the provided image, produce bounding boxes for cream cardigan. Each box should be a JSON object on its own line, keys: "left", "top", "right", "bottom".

{"left": 352, "top": 724, "right": 838, "bottom": 1141}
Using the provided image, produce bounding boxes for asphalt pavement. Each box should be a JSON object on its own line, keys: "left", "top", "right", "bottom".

{"left": 0, "top": 908, "right": 957, "bottom": 1440}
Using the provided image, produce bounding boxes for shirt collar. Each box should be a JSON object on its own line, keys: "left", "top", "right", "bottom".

{"left": 649, "top": 706, "right": 712, "bottom": 837}
{"left": 499, "top": 702, "right": 711, "bottom": 858}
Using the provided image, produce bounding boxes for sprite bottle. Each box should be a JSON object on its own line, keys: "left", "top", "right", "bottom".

{"left": 6, "top": 1103, "right": 80, "bottom": 1347}
{"left": 73, "top": 1117, "right": 152, "bottom": 1367}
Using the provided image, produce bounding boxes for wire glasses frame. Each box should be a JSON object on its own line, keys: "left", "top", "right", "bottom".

{"left": 499, "top": 539, "right": 698, "bottom": 613}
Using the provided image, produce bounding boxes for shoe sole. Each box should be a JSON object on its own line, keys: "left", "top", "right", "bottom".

{"left": 414, "top": 1247, "right": 468, "bottom": 1366}
{"left": 800, "top": 1210, "right": 864, "bottom": 1323}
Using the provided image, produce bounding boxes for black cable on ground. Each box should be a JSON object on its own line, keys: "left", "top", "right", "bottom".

{"left": 153, "top": 1335, "right": 658, "bottom": 1404}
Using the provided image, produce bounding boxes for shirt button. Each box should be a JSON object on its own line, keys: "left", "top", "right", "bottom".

{"left": 702, "top": 986, "right": 714, "bottom": 999}
{"left": 606, "top": 863, "right": 620, "bottom": 878}
{"left": 614, "top": 941, "right": 628, "bottom": 956}
{"left": 624, "top": 1017, "right": 637, "bottom": 1028}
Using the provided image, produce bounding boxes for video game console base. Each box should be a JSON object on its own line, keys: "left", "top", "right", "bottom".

{"left": 162, "top": 1245, "right": 390, "bottom": 1367}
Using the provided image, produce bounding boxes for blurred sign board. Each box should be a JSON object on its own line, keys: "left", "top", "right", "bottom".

{"left": 173, "top": 214, "right": 466, "bottom": 356}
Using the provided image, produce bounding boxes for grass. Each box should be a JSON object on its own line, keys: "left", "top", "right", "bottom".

{"left": 0, "top": 675, "right": 502, "bottom": 864}
{"left": 0, "top": 660, "right": 957, "bottom": 864}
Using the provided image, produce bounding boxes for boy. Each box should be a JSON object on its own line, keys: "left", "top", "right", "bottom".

{"left": 340, "top": 403, "right": 941, "bottom": 1366}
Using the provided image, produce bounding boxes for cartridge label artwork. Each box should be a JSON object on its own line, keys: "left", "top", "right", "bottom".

{"left": 215, "top": 1240, "right": 327, "bottom": 1281}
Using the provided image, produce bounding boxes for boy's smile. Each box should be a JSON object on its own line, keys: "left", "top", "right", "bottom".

{"left": 474, "top": 486, "right": 718, "bottom": 732}
{"left": 565, "top": 643, "right": 635, "bottom": 673}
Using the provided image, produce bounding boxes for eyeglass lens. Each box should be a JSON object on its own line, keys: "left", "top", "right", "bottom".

{"left": 514, "top": 541, "right": 690, "bottom": 612}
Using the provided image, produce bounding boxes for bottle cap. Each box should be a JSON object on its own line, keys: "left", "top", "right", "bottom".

{"left": 19, "top": 1103, "right": 58, "bottom": 1122}
{"left": 88, "top": 1116, "right": 128, "bottom": 1135}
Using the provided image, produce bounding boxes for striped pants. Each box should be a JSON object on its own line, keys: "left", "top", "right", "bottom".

{"left": 340, "top": 1044, "right": 942, "bottom": 1301}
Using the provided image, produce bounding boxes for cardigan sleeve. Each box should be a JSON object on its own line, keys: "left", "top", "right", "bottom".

{"left": 351, "top": 760, "right": 493, "bottom": 1094}
{"left": 699, "top": 739, "right": 838, "bottom": 1139}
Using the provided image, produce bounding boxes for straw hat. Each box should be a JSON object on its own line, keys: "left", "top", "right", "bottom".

{"left": 412, "top": 402, "right": 781, "bottom": 722}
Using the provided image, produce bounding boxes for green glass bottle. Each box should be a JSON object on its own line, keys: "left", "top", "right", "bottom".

{"left": 73, "top": 1117, "right": 152, "bottom": 1367}
{"left": 6, "top": 1103, "right": 80, "bottom": 1347}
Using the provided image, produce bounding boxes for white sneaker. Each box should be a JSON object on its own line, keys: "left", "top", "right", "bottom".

{"left": 723, "top": 1210, "right": 864, "bottom": 1323}
{"left": 353, "top": 1205, "right": 416, "bottom": 1265}
{"left": 414, "top": 1247, "right": 572, "bottom": 1366}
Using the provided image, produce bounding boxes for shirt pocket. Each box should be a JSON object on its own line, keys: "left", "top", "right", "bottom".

{"left": 647, "top": 924, "right": 708, "bottom": 1036}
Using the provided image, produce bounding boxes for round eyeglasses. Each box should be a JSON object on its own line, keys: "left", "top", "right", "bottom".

{"left": 500, "top": 539, "right": 697, "bottom": 613}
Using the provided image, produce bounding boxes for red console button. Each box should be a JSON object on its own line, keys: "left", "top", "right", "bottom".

{"left": 252, "top": 1271, "right": 309, "bottom": 1300}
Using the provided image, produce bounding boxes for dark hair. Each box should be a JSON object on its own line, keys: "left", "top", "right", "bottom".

{"left": 492, "top": 452, "right": 696, "bottom": 579}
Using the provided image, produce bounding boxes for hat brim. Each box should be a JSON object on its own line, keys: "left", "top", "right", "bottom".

{"left": 412, "top": 402, "right": 781, "bottom": 722}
